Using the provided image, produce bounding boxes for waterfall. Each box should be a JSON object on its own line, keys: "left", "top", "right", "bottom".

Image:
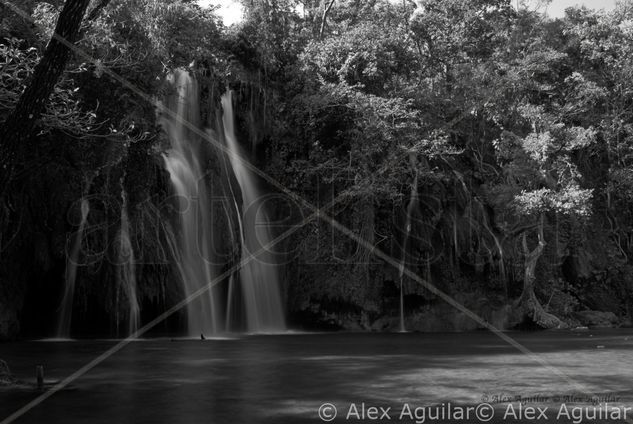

{"left": 161, "top": 70, "right": 285, "bottom": 335}
{"left": 57, "top": 197, "right": 90, "bottom": 338}
{"left": 221, "top": 91, "right": 285, "bottom": 333}
{"left": 161, "top": 70, "right": 222, "bottom": 336}
{"left": 117, "top": 181, "right": 140, "bottom": 337}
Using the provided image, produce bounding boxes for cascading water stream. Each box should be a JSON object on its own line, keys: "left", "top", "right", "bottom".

{"left": 161, "top": 70, "right": 221, "bottom": 336}
{"left": 221, "top": 164, "right": 243, "bottom": 332}
{"left": 221, "top": 91, "right": 285, "bottom": 333}
{"left": 117, "top": 180, "right": 140, "bottom": 337}
{"left": 57, "top": 196, "right": 90, "bottom": 338}
{"left": 398, "top": 151, "right": 420, "bottom": 333}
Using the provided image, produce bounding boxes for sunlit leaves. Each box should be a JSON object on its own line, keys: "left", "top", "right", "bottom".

{"left": 522, "top": 131, "right": 553, "bottom": 163}
{"left": 515, "top": 185, "right": 593, "bottom": 216}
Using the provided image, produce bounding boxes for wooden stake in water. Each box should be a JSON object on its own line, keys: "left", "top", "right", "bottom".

{"left": 36, "top": 365, "right": 43, "bottom": 390}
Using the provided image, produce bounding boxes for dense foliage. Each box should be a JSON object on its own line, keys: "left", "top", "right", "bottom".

{"left": 2, "top": 0, "right": 633, "bottom": 336}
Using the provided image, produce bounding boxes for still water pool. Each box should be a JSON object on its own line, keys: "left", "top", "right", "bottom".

{"left": 1, "top": 330, "right": 632, "bottom": 423}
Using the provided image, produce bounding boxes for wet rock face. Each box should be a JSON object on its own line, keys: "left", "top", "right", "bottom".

{"left": 289, "top": 293, "right": 515, "bottom": 332}
{"left": 572, "top": 310, "right": 619, "bottom": 328}
{"left": 0, "top": 279, "right": 21, "bottom": 340}
{"left": 0, "top": 306, "right": 19, "bottom": 341}
{"left": 0, "top": 359, "right": 13, "bottom": 385}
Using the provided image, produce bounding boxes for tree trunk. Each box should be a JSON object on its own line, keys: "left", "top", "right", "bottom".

{"left": 514, "top": 215, "right": 565, "bottom": 329}
{"left": 0, "top": 0, "right": 91, "bottom": 196}
{"left": 318, "top": 0, "right": 336, "bottom": 39}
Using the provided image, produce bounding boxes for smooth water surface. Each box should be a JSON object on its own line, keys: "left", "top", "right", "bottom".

{"left": 1, "top": 330, "right": 633, "bottom": 423}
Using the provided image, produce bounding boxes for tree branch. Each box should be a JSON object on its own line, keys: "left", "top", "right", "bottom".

{"left": 319, "top": 0, "right": 335, "bottom": 39}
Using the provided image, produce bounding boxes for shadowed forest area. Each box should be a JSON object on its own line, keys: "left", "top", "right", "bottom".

{"left": 2, "top": 0, "right": 633, "bottom": 339}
